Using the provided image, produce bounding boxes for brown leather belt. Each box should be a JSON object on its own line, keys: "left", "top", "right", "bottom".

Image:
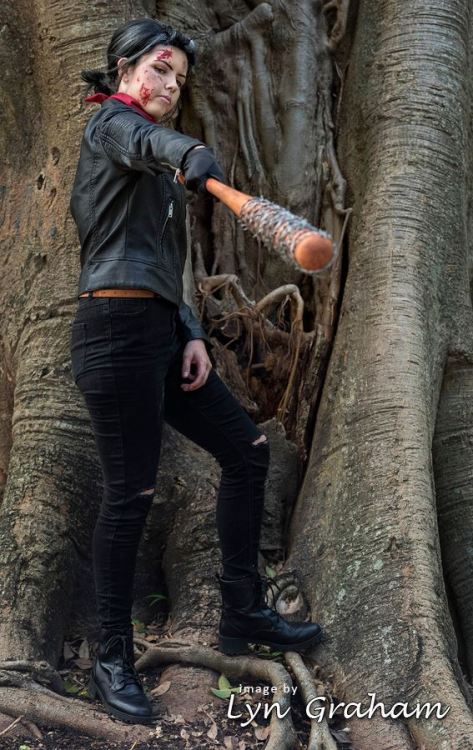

{"left": 79, "top": 289, "right": 159, "bottom": 299}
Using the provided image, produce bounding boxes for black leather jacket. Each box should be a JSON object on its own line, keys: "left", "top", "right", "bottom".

{"left": 70, "top": 98, "right": 211, "bottom": 347}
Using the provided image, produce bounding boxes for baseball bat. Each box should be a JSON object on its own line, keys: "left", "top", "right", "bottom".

{"left": 178, "top": 175, "right": 335, "bottom": 274}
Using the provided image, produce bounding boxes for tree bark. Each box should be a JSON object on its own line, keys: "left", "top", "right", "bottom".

{"left": 1, "top": 0, "right": 473, "bottom": 748}
{"left": 288, "top": 0, "right": 473, "bottom": 747}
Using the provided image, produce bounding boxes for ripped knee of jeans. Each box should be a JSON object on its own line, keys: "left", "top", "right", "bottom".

{"left": 251, "top": 434, "right": 268, "bottom": 447}
{"left": 138, "top": 487, "right": 155, "bottom": 497}
{"left": 250, "top": 433, "right": 270, "bottom": 472}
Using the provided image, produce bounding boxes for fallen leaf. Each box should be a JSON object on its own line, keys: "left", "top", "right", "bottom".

{"left": 172, "top": 714, "right": 185, "bottom": 724}
{"left": 218, "top": 674, "right": 232, "bottom": 691}
{"left": 78, "top": 638, "right": 90, "bottom": 659}
{"left": 63, "top": 680, "right": 82, "bottom": 695}
{"left": 207, "top": 722, "right": 218, "bottom": 740}
{"left": 223, "top": 736, "right": 238, "bottom": 749}
{"left": 74, "top": 657, "right": 93, "bottom": 670}
{"left": 254, "top": 725, "right": 271, "bottom": 741}
{"left": 63, "top": 642, "right": 75, "bottom": 661}
{"left": 150, "top": 680, "right": 171, "bottom": 696}
{"left": 180, "top": 728, "right": 189, "bottom": 741}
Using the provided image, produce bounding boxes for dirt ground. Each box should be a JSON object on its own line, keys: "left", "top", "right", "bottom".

{"left": 0, "top": 624, "right": 354, "bottom": 750}
{"left": 0, "top": 665, "right": 354, "bottom": 749}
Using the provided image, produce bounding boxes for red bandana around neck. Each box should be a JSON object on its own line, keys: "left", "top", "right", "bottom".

{"left": 84, "top": 92, "right": 157, "bottom": 124}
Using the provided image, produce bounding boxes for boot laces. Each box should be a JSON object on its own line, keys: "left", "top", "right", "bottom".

{"left": 259, "top": 575, "right": 285, "bottom": 623}
{"left": 104, "top": 634, "right": 142, "bottom": 689}
{"left": 260, "top": 575, "right": 282, "bottom": 606}
{"left": 260, "top": 571, "right": 297, "bottom": 625}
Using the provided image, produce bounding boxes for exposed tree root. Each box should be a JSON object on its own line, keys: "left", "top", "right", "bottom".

{"left": 136, "top": 640, "right": 298, "bottom": 750}
{"left": 254, "top": 285, "right": 305, "bottom": 420}
{"left": 406, "top": 681, "right": 473, "bottom": 750}
{"left": 0, "top": 660, "right": 152, "bottom": 742}
{"left": 343, "top": 715, "right": 416, "bottom": 750}
{"left": 0, "top": 660, "right": 64, "bottom": 693}
{"left": 0, "top": 640, "right": 338, "bottom": 749}
{"left": 0, "top": 708, "right": 48, "bottom": 743}
{"left": 197, "top": 274, "right": 313, "bottom": 432}
{"left": 323, "top": 0, "right": 351, "bottom": 51}
{"left": 433, "top": 357, "right": 473, "bottom": 680}
{"left": 284, "top": 652, "right": 338, "bottom": 750}
{"left": 0, "top": 683, "right": 152, "bottom": 743}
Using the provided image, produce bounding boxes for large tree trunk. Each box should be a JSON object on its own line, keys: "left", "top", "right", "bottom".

{"left": 1, "top": 0, "right": 473, "bottom": 747}
{"left": 289, "top": 0, "right": 473, "bottom": 747}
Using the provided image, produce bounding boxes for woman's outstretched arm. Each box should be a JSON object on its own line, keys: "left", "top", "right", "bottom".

{"left": 96, "top": 108, "right": 204, "bottom": 175}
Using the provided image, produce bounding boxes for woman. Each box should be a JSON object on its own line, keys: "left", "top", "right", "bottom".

{"left": 70, "top": 17, "right": 322, "bottom": 725}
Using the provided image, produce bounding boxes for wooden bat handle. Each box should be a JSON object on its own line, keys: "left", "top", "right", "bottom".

{"left": 178, "top": 173, "right": 250, "bottom": 215}
{"left": 203, "top": 178, "right": 251, "bottom": 215}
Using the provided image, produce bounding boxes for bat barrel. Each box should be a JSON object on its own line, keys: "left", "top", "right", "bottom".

{"left": 294, "top": 233, "right": 334, "bottom": 271}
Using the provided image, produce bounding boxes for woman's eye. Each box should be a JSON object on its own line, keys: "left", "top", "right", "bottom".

{"left": 153, "top": 66, "right": 183, "bottom": 88}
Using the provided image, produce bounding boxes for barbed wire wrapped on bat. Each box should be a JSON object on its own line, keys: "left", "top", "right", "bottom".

{"left": 238, "top": 195, "right": 335, "bottom": 275}
{"left": 178, "top": 175, "right": 336, "bottom": 274}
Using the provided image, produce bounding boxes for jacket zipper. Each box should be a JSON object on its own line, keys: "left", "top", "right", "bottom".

{"left": 161, "top": 199, "right": 174, "bottom": 257}
{"left": 161, "top": 196, "right": 182, "bottom": 300}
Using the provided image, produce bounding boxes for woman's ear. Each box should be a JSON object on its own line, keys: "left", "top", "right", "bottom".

{"left": 117, "top": 57, "right": 129, "bottom": 83}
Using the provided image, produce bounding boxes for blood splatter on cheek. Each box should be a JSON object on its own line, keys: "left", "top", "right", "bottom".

{"left": 154, "top": 48, "right": 173, "bottom": 61}
{"left": 139, "top": 84, "right": 151, "bottom": 105}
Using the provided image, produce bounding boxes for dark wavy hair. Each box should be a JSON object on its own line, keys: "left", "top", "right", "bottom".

{"left": 81, "top": 17, "right": 196, "bottom": 95}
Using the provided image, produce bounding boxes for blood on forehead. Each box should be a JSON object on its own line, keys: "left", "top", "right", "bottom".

{"left": 154, "top": 48, "right": 173, "bottom": 60}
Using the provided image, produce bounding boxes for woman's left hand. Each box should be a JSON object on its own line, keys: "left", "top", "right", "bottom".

{"left": 181, "top": 340, "right": 212, "bottom": 391}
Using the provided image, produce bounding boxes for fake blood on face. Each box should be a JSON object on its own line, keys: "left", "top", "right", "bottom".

{"left": 139, "top": 83, "right": 151, "bottom": 106}
{"left": 154, "top": 48, "right": 173, "bottom": 61}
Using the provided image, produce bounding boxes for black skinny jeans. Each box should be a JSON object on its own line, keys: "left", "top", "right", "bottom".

{"left": 70, "top": 296, "right": 269, "bottom": 633}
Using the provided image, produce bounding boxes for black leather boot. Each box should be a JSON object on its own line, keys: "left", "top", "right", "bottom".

{"left": 88, "top": 627, "right": 154, "bottom": 724}
{"left": 217, "top": 573, "right": 323, "bottom": 655}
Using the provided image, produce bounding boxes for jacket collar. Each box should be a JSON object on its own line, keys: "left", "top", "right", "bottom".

{"left": 84, "top": 92, "right": 157, "bottom": 124}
